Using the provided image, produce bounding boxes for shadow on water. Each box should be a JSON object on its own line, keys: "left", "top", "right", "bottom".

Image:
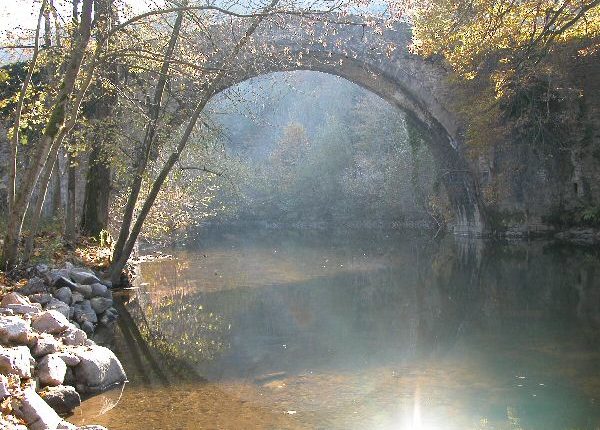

{"left": 73, "top": 228, "right": 600, "bottom": 430}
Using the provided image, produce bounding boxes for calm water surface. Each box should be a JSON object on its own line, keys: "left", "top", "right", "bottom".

{"left": 72, "top": 228, "right": 600, "bottom": 429}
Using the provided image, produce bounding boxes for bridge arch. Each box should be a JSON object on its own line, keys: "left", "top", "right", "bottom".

{"left": 208, "top": 19, "right": 487, "bottom": 234}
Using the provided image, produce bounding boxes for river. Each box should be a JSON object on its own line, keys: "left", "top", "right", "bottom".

{"left": 71, "top": 227, "right": 600, "bottom": 429}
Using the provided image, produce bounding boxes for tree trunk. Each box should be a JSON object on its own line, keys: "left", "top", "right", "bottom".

{"left": 51, "top": 155, "right": 62, "bottom": 217}
{"left": 81, "top": 0, "right": 117, "bottom": 237}
{"left": 65, "top": 152, "right": 77, "bottom": 244}
{"left": 22, "top": 2, "right": 63, "bottom": 263}
{"left": 7, "top": 1, "right": 46, "bottom": 217}
{"left": 111, "top": 8, "right": 185, "bottom": 265}
{"left": 23, "top": 153, "right": 59, "bottom": 262}
{"left": 81, "top": 142, "right": 111, "bottom": 236}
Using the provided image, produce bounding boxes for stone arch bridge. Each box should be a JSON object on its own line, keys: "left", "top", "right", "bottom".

{"left": 201, "top": 16, "right": 487, "bottom": 235}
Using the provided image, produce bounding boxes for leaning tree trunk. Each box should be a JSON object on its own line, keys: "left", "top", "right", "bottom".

{"left": 7, "top": 1, "right": 46, "bottom": 217}
{"left": 108, "top": 1, "right": 278, "bottom": 283}
{"left": 22, "top": 2, "right": 63, "bottom": 263}
{"left": 111, "top": 8, "right": 185, "bottom": 265}
{"left": 23, "top": 152, "right": 59, "bottom": 262}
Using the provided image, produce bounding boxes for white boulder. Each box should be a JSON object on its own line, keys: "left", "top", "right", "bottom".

{"left": 0, "top": 346, "right": 34, "bottom": 378}
{"left": 32, "top": 334, "right": 61, "bottom": 358}
{"left": 0, "top": 315, "right": 33, "bottom": 344}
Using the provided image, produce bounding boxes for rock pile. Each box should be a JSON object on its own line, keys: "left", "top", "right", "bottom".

{"left": 20, "top": 263, "right": 118, "bottom": 337}
{"left": 0, "top": 263, "right": 126, "bottom": 430}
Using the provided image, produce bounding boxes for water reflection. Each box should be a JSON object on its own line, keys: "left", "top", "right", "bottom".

{"left": 73, "top": 228, "right": 600, "bottom": 430}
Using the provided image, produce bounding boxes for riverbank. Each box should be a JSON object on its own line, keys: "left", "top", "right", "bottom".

{"left": 0, "top": 262, "right": 127, "bottom": 429}
{"left": 187, "top": 220, "right": 600, "bottom": 249}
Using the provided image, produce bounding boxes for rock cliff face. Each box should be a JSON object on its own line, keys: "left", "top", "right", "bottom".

{"left": 474, "top": 52, "right": 600, "bottom": 235}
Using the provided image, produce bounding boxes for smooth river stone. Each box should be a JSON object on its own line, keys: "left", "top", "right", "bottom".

{"left": 32, "top": 333, "right": 61, "bottom": 358}
{"left": 0, "top": 315, "right": 33, "bottom": 344}
{"left": 73, "top": 345, "right": 127, "bottom": 393}
{"left": 70, "top": 271, "right": 101, "bottom": 286}
{"left": 5, "top": 303, "right": 42, "bottom": 316}
{"left": 53, "top": 287, "right": 72, "bottom": 305}
{"left": 44, "top": 298, "right": 71, "bottom": 319}
{"left": 39, "top": 385, "right": 81, "bottom": 415}
{"left": 0, "top": 292, "right": 31, "bottom": 308}
{"left": 90, "top": 297, "right": 112, "bottom": 315}
{"left": 38, "top": 354, "right": 67, "bottom": 386}
{"left": 17, "top": 277, "right": 48, "bottom": 295}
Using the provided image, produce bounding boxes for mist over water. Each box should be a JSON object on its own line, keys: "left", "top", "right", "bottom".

{"left": 73, "top": 228, "right": 600, "bottom": 430}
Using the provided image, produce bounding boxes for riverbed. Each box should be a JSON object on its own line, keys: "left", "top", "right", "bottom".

{"left": 72, "top": 227, "right": 600, "bottom": 429}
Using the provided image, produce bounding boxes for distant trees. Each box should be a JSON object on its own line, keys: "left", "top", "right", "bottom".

{"left": 210, "top": 72, "right": 442, "bottom": 226}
